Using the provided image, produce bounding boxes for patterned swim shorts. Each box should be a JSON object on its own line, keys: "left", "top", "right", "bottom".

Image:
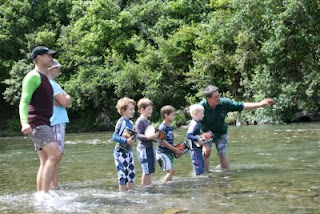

{"left": 113, "top": 150, "right": 135, "bottom": 185}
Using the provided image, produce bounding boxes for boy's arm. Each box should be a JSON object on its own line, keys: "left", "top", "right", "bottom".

{"left": 187, "top": 122, "right": 205, "bottom": 146}
{"left": 112, "top": 132, "right": 127, "bottom": 144}
{"left": 186, "top": 121, "right": 201, "bottom": 142}
{"left": 161, "top": 140, "right": 181, "bottom": 154}
{"left": 136, "top": 120, "right": 149, "bottom": 141}
{"left": 186, "top": 132, "right": 200, "bottom": 142}
{"left": 113, "top": 132, "right": 135, "bottom": 146}
{"left": 187, "top": 120, "right": 200, "bottom": 142}
{"left": 112, "top": 120, "right": 128, "bottom": 144}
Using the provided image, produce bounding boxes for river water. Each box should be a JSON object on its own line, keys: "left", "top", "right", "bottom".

{"left": 0, "top": 123, "right": 319, "bottom": 213}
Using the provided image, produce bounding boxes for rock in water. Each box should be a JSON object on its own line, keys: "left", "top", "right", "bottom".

{"left": 163, "top": 208, "right": 188, "bottom": 214}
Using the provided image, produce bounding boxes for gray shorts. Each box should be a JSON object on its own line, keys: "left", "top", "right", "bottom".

{"left": 156, "top": 152, "right": 174, "bottom": 171}
{"left": 52, "top": 123, "right": 66, "bottom": 153}
{"left": 29, "top": 125, "right": 56, "bottom": 150}
{"left": 214, "top": 134, "right": 228, "bottom": 157}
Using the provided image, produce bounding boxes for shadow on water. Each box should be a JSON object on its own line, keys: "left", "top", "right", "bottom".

{"left": 0, "top": 122, "right": 319, "bottom": 213}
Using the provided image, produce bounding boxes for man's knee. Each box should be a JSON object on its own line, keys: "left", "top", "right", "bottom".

{"left": 43, "top": 142, "right": 62, "bottom": 160}
{"left": 52, "top": 147, "right": 62, "bottom": 161}
{"left": 54, "top": 150, "right": 62, "bottom": 161}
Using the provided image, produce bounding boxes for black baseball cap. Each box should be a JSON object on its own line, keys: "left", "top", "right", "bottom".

{"left": 31, "top": 46, "right": 56, "bottom": 59}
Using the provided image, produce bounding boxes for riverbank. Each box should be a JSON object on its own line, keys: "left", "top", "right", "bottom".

{"left": 1, "top": 114, "right": 319, "bottom": 138}
{"left": 1, "top": 99, "right": 319, "bottom": 137}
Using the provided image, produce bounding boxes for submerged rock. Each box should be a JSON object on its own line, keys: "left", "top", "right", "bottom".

{"left": 164, "top": 208, "right": 188, "bottom": 214}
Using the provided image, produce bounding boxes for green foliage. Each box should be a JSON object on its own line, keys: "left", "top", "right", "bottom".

{"left": 1, "top": 0, "right": 320, "bottom": 132}
{"left": 172, "top": 109, "right": 188, "bottom": 127}
{"left": 0, "top": 0, "right": 31, "bottom": 60}
{"left": 188, "top": 9, "right": 236, "bottom": 98}
{"left": 8, "top": 116, "right": 21, "bottom": 131}
{"left": 67, "top": 110, "right": 112, "bottom": 132}
{"left": 209, "top": 0, "right": 232, "bottom": 8}
{"left": 3, "top": 59, "right": 33, "bottom": 105}
{"left": 249, "top": 0, "right": 320, "bottom": 121}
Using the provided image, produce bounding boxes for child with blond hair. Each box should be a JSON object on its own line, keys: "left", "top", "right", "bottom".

{"left": 135, "top": 98, "right": 158, "bottom": 186}
{"left": 156, "top": 105, "right": 182, "bottom": 184}
{"left": 186, "top": 104, "right": 206, "bottom": 175}
{"left": 113, "top": 97, "right": 136, "bottom": 191}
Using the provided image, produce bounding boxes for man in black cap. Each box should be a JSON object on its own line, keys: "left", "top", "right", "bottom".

{"left": 19, "top": 45, "right": 62, "bottom": 193}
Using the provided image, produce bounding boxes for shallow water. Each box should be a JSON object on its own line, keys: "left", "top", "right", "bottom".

{"left": 0, "top": 123, "right": 319, "bottom": 213}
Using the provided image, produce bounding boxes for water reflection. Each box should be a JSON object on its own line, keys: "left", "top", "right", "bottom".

{"left": 0, "top": 123, "right": 319, "bottom": 213}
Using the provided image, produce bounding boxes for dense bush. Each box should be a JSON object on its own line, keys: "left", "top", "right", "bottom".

{"left": 1, "top": 0, "right": 319, "bottom": 131}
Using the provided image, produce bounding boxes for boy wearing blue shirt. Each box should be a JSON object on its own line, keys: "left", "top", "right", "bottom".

{"left": 186, "top": 104, "right": 206, "bottom": 175}
{"left": 156, "top": 105, "right": 182, "bottom": 184}
{"left": 113, "top": 97, "right": 136, "bottom": 191}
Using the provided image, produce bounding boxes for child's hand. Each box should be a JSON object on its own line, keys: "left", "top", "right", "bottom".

{"left": 174, "top": 147, "right": 183, "bottom": 155}
{"left": 201, "top": 136, "right": 207, "bottom": 143}
{"left": 197, "top": 138, "right": 204, "bottom": 146}
{"left": 149, "top": 132, "right": 159, "bottom": 141}
{"left": 127, "top": 136, "right": 135, "bottom": 145}
{"left": 159, "top": 140, "right": 165, "bottom": 147}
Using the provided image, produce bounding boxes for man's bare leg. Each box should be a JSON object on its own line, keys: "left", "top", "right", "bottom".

{"left": 219, "top": 155, "right": 229, "bottom": 169}
{"left": 37, "top": 151, "right": 48, "bottom": 191}
{"left": 51, "top": 156, "right": 62, "bottom": 189}
{"left": 203, "top": 144, "right": 212, "bottom": 171}
{"left": 39, "top": 142, "right": 62, "bottom": 192}
{"left": 51, "top": 165, "right": 59, "bottom": 189}
{"left": 204, "top": 156, "right": 210, "bottom": 171}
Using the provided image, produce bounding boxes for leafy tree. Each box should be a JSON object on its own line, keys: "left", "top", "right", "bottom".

{"left": 2, "top": 59, "right": 33, "bottom": 106}
{"left": 250, "top": 0, "right": 320, "bottom": 122}
{"left": 1, "top": 0, "right": 319, "bottom": 131}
